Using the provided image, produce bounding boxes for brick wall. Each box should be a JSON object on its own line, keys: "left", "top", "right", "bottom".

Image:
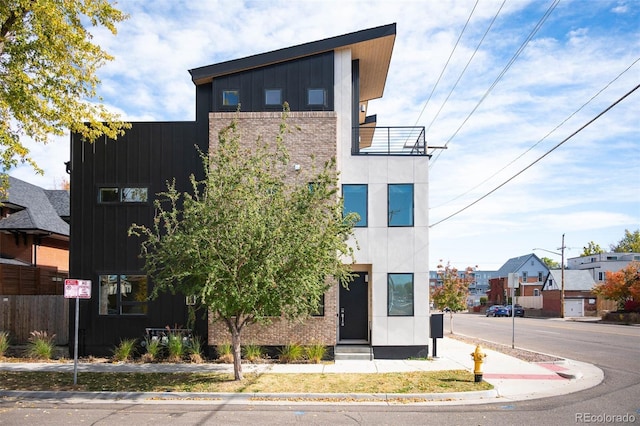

{"left": 207, "top": 111, "right": 339, "bottom": 346}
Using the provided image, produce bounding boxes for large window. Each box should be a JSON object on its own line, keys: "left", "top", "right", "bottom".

{"left": 387, "top": 273, "right": 414, "bottom": 316}
{"left": 342, "top": 184, "right": 367, "bottom": 227}
{"left": 388, "top": 184, "right": 414, "bottom": 226}
{"left": 99, "top": 274, "right": 148, "bottom": 316}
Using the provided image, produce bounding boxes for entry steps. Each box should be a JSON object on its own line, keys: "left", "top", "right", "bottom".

{"left": 334, "top": 344, "right": 373, "bottom": 361}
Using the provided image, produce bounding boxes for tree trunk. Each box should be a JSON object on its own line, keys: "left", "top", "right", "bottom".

{"left": 449, "top": 311, "right": 454, "bottom": 334}
{"left": 230, "top": 327, "right": 243, "bottom": 381}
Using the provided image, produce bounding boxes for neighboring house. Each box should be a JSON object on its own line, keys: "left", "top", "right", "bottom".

{"left": 567, "top": 252, "right": 640, "bottom": 284}
{"left": 429, "top": 269, "right": 497, "bottom": 307}
{"left": 69, "top": 24, "right": 431, "bottom": 358}
{"left": 541, "top": 269, "right": 598, "bottom": 317}
{"left": 487, "top": 254, "right": 549, "bottom": 305}
{"left": 0, "top": 176, "right": 69, "bottom": 294}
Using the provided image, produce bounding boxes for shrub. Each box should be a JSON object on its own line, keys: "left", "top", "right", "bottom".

{"left": 0, "top": 331, "right": 9, "bottom": 357}
{"left": 141, "top": 336, "right": 163, "bottom": 363}
{"left": 216, "top": 343, "right": 233, "bottom": 363}
{"left": 479, "top": 296, "right": 488, "bottom": 306}
{"left": 623, "top": 299, "right": 640, "bottom": 313}
{"left": 304, "top": 343, "right": 327, "bottom": 364}
{"left": 166, "top": 332, "right": 186, "bottom": 362}
{"left": 27, "top": 331, "right": 56, "bottom": 360}
{"left": 242, "top": 344, "right": 264, "bottom": 362}
{"left": 188, "top": 336, "right": 204, "bottom": 364}
{"left": 112, "top": 338, "right": 136, "bottom": 362}
{"left": 278, "top": 343, "right": 303, "bottom": 363}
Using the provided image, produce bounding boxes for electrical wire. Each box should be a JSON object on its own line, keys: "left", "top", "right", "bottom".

{"left": 429, "top": 83, "right": 640, "bottom": 228}
{"left": 412, "top": 0, "right": 479, "bottom": 127}
{"left": 430, "top": 0, "right": 561, "bottom": 166}
{"left": 431, "top": 56, "right": 640, "bottom": 210}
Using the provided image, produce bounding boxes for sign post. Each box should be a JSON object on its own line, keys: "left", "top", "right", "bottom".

{"left": 64, "top": 279, "right": 91, "bottom": 385}
{"left": 507, "top": 273, "right": 519, "bottom": 349}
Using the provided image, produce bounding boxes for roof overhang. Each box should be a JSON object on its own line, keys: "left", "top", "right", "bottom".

{"left": 189, "top": 23, "right": 396, "bottom": 102}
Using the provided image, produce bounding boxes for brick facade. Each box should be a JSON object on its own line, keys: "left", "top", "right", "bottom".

{"left": 207, "top": 111, "right": 339, "bottom": 346}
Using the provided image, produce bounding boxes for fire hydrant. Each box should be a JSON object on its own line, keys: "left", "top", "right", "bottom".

{"left": 470, "top": 344, "right": 486, "bottom": 383}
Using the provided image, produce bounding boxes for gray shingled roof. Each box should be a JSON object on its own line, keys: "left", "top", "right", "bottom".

{"left": 0, "top": 176, "right": 69, "bottom": 237}
{"left": 544, "top": 269, "right": 596, "bottom": 291}
{"left": 495, "top": 253, "right": 543, "bottom": 278}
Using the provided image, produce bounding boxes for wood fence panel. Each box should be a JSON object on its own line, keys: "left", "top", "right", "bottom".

{"left": 0, "top": 295, "right": 69, "bottom": 344}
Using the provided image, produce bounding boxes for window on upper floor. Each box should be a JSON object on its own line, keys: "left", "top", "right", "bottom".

{"left": 387, "top": 273, "right": 414, "bottom": 316}
{"left": 522, "top": 272, "right": 528, "bottom": 282}
{"left": 598, "top": 271, "right": 606, "bottom": 281}
{"left": 342, "top": 184, "right": 367, "bottom": 227}
{"left": 265, "top": 89, "right": 282, "bottom": 106}
{"left": 222, "top": 90, "right": 239, "bottom": 106}
{"left": 98, "top": 187, "right": 148, "bottom": 203}
{"left": 388, "top": 184, "right": 414, "bottom": 227}
{"left": 307, "top": 88, "right": 326, "bottom": 106}
{"left": 538, "top": 272, "right": 543, "bottom": 282}
{"left": 98, "top": 274, "right": 148, "bottom": 316}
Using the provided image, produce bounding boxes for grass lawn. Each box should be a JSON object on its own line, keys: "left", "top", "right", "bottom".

{"left": 0, "top": 370, "right": 492, "bottom": 394}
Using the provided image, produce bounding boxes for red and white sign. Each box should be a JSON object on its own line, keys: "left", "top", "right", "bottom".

{"left": 64, "top": 279, "right": 92, "bottom": 299}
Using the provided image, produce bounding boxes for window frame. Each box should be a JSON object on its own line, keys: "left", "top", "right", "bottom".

{"left": 387, "top": 184, "right": 414, "bottom": 227}
{"left": 342, "top": 184, "right": 368, "bottom": 227}
{"left": 387, "top": 273, "right": 414, "bottom": 316}
{"left": 264, "top": 88, "right": 282, "bottom": 106}
{"left": 98, "top": 274, "right": 149, "bottom": 316}
{"left": 307, "top": 88, "right": 326, "bottom": 106}
{"left": 98, "top": 186, "right": 149, "bottom": 204}
{"left": 222, "top": 89, "right": 240, "bottom": 107}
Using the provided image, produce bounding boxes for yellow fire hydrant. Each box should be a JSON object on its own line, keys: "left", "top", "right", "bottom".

{"left": 470, "top": 344, "right": 486, "bottom": 383}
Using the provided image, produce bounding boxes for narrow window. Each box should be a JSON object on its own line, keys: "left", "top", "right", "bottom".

{"left": 342, "top": 184, "right": 367, "bottom": 227}
{"left": 307, "top": 88, "right": 326, "bottom": 106}
{"left": 388, "top": 184, "right": 414, "bottom": 226}
{"left": 534, "top": 289, "right": 540, "bottom": 296}
{"left": 222, "top": 90, "right": 239, "bottom": 106}
{"left": 311, "top": 294, "right": 325, "bottom": 317}
{"left": 522, "top": 272, "right": 528, "bottom": 282}
{"left": 121, "top": 187, "right": 148, "bottom": 203}
{"left": 388, "top": 273, "right": 414, "bottom": 316}
{"left": 265, "top": 89, "right": 282, "bottom": 106}
{"left": 98, "top": 188, "right": 119, "bottom": 203}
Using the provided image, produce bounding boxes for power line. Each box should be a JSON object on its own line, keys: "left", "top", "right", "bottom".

{"left": 429, "top": 83, "right": 640, "bottom": 228}
{"left": 430, "top": 0, "right": 561, "bottom": 167}
{"left": 431, "top": 55, "right": 640, "bottom": 210}
{"left": 413, "top": 0, "right": 479, "bottom": 127}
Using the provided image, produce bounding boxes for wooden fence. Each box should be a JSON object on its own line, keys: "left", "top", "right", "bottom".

{"left": 0, "top": 295, "right": 69, "bottom": 344}
{"left": 0, "top": 264, "right": 66, "bottom": 295}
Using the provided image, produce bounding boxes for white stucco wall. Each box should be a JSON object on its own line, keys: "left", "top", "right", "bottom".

{"left": 334, "top": 49, "right": 430, "bottom": 347}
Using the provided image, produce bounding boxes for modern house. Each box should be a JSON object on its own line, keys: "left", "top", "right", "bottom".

{"left": 69, "top": 24, "right": 431, "bottom": 358}
{"left": 567, "top": 252, "right": 640, "bottom": 284}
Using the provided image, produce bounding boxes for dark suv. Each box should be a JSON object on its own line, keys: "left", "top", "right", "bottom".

{"left": 505, "top": 304, "right": 525, "bottom": 317}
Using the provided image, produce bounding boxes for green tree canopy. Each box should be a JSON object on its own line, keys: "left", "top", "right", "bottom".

{"left": 581, "top": 241, "right": 604, "bottom": 256}
{"left": 0, "top": 0, "right": 129, "bottom": 184}
{"left": 431, "top": 262, "right": 474, "bottom": 334}
{"left": 129, "top": 112, "right": 357, "bottom": 380}
{"left": 540, "top": 256, "right": 560, "bottom": 269}
{"left": 610, "top": 229, "right": 640, "bottom": 253}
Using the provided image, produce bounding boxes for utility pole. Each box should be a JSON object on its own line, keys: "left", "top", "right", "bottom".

{"left": 560, "top": 233, "right": 565, "bottom": 318}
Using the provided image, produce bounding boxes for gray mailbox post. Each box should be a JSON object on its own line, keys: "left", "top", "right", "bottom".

{"left": 430, "top": 313, "right": 444, "bottom": 358}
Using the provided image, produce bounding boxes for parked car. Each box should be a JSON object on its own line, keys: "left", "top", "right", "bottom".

{"left": 485, "top": 305, "right": 508, "bottom": 317}
{"left": 505, "top": 304, "right": 525, "bottom": 317}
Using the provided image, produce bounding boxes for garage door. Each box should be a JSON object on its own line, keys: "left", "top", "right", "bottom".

{"left": 564, "top": 299, "right": 584, "bottom": 317}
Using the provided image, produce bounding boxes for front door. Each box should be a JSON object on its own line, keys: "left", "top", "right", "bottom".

{"left": 339, "top": 273, "right": 368, "bottom": 341}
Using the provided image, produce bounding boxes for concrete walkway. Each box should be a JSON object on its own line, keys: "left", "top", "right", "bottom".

{"left": 0, "top": 337, "right": 603, "bottom": 405}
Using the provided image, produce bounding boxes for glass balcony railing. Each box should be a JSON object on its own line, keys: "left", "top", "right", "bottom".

{"left": 354, "top": 126, "right": 427, "bottom": 156}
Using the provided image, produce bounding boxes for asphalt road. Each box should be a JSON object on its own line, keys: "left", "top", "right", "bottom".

{"left": 0, "top": 314, "right": 638, "bottom": 425}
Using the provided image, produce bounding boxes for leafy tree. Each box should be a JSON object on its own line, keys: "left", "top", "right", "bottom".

{"left": 540, "top": 256, "right": 560, "bottom": 269}
{"left": 610, "top": 229, "right": 640, "bottom": 253}
{"left": 581, "top": 241, "right": 604, "bottom": 256}
{"left": 593, "top": 261, "right": 640, "bottom": 311}
{"left": 431, "top": 262, "right": 474, "bottom": 334}
{"left": 129, "top": 112, "right": 357, "bottom": 380}
{"left": 0, "top": 0, "right": 129, "bottom": 188}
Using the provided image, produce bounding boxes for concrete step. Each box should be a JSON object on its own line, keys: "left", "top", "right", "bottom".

{"left": 334, "top": 345, "right": 373, "bottom": 361}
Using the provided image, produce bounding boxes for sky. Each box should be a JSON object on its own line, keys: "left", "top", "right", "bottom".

{"left": 10, "top": 0, "right": 640, "bottom": 271}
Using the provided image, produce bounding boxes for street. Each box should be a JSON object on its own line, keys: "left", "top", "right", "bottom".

{"left": 0, "top": 315, "right": 638, "bottom": 425}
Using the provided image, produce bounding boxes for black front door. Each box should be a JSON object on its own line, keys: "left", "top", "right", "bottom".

{"left": 339, "top": 273, "right": 368, "bottom": 341}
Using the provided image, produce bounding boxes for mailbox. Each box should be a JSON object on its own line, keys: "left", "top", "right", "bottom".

{"left": 430, "top": 313, "right": 444, "bottom": 339}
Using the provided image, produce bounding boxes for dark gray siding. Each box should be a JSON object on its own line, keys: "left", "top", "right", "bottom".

{"left": 69, "top": 122, "right": 208, "bottom": 356}
{"left": 211, "top": 52, "right": 334, "bottom": 112}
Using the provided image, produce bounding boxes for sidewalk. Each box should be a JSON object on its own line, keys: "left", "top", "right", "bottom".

{"left": 0, "top": 337, "right": 603, "bottom": 405}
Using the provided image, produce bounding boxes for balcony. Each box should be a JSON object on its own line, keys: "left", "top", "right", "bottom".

{"left": 354, "top": 126, "right": 427, "bottom": 156}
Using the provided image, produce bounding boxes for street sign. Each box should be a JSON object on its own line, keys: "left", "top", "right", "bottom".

{"left": 64, "top": 279, "right": 92, "bottom": 299}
